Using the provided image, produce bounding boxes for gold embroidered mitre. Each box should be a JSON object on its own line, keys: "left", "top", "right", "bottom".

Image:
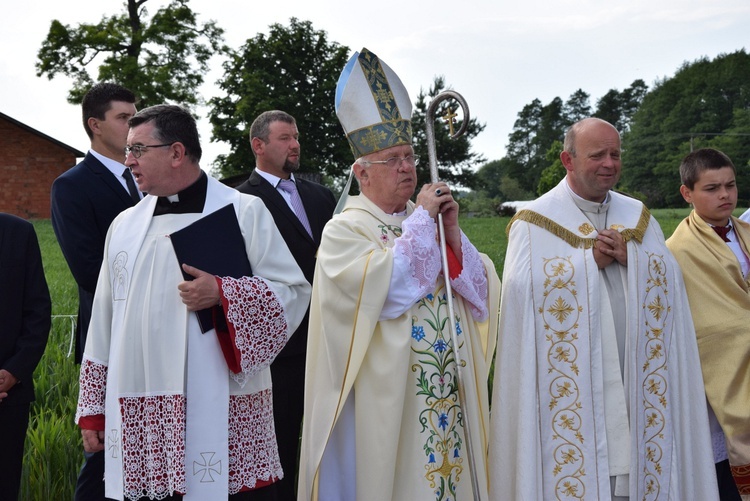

{"left": 334, "top": 48, "right": 412, "bottom": 158}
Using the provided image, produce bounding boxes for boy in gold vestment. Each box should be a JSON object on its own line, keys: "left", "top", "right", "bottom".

{"left": 667, "top": 148, "right": 749, "bottom": 500}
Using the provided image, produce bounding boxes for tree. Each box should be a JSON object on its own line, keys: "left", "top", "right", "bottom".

{"left": 505, "top": 96, "right": 570, "bottom": 193}
{"left": 694, "top": 108, "right": 750, "bottom": 206}
{"left": 209, "top": 18, "right": 350, "bottom": 180}
{"left": 474, "top": 159, "right": 507, "bottom": 199}
{"left": 410, "top": 76, "right": 486, "bottom": 188}
{"left": 594, "top": 89, "right": 621, "bottom": 129}
{"left": 563, "top": 89, "right": 592, "bottom": 124}
{"left": 621, "top": 50, "right": 750, "bottom": 207}
{"left": 619, "top": 80, "right": 648, "bottom": 132}
{"left": 537, "top": 140, "right": 566, "bottom": 195}
{"left": 36, "top": 0, "right": 225, "bottom": 107}
{"left": 594, "top": 79, "right": 648, "bottom": 132}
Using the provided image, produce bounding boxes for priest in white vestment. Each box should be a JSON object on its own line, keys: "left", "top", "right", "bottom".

{"left": 489, "top": 117, "right": 718, "bottom": 500}
{"left": 298, "top": 48, "right": 501, "bottom": 501}
{"left": 75, "top": 105, "right": 310, "bottom": 501}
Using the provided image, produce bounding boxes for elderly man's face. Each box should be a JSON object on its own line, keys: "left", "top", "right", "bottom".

{"left": 561, "top": 120, "right": 621, "bottom": 203}
{"left": 356, "top": 144, "right": 417, "bottom": 213}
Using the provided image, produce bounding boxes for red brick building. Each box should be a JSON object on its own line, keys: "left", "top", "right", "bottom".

{"left": 0, "top": 111, "right": 84, "bottom": 219}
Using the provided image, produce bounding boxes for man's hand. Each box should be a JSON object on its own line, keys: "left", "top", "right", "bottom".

{"left": 81, "top": 429, "right": 105, "bottom": 453}
{"left": 415, "top": 183, "right": 462, "bottom": 257}
{"left": 178, "top": 264, "right": 221, "bottom": 311}
{"left": 0, "top": 369, "right": 17, "bottom": 397}
{"left": 593, "top": 229, "right": 627, "bottom": 269}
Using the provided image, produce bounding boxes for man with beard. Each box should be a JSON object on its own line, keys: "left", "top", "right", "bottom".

{"left": 236, "top": 110, "right": 335, "bottom": 500}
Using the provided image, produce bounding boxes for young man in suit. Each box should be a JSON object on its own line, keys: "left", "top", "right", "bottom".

{"left": 50, "top": 82, "right": 138, "bottom": 501}
{"left": 0, "top": 213, "right": 51, "bottom": 501}
{"left": 236, "top": 110, "right": 335, "bottom": 500}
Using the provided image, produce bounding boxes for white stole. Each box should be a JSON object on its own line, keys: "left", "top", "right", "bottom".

{"left": 103, "top": 178, "right": 241, "bottom": 499}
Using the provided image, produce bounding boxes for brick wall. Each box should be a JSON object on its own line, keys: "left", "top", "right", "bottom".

{"left": 0, "top": 118, "right": 80, "bottom": 219}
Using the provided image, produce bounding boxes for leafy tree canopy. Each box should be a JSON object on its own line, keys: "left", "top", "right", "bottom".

{"left": 474, "top": 157, "right": 535, "bottom": 202}
{"left": 537, "top": 140, "right": 566, "bottom": 195}
{"left": 593, "top": 79, "right": 648, "bottom": 133}
{"left": 36, "top": 0, "right": 225, "bottom": 107}
{"left": 505, "top": 90, "right": 591, "bottom": 193}
{"left": 208, "top": 18, "right": 350, "bottom": 181}
{"left": 621, "top": 50, "right": 750, "bottom": 207}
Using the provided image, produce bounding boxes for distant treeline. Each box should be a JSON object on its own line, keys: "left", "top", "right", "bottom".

{"left": 473, "top": 49, "right": 750, "bottom": 208}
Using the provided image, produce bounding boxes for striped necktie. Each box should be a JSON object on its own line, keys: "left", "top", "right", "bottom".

{"left": 278, "top": 179, "right": 312, "bottom": 236}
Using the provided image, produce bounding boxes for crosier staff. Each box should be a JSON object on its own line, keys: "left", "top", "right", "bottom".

{"left": 425, "top": 90, "right": 480, "bottom": 501}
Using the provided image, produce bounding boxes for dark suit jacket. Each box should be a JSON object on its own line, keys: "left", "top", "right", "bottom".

{"left": 51, "top": 152, "right": 136, "bottom": 362}
{"left": 0, "top": 214, "right": 51, "bottom": 406}
{"left": 236, "top": 170, "right": 335, "bottom": 357}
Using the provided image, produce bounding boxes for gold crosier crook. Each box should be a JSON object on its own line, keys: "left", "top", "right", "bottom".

{"left": 425, "top": 90, "right": 481, "bottom": 501}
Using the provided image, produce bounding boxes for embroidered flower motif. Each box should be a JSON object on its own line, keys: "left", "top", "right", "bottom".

{"left": 412, "top": 325, "right": 426, "bottom": 341}
{"left": 378, "top": 223, "right": 402, "bottom": 243}
{"left": 547, "top": 295, "right": 574, "bottom": 324}
{"left": 561, "top": 480, "right": 579, "bottom": 496}
{"left": 438, "top": 412, "right": 449, "bottom": 430}
{"left": 412, "top": 284, "right": 464, "bottom": 498}
{"left": 433, "top": 339, "right": 447, "bottom": 353}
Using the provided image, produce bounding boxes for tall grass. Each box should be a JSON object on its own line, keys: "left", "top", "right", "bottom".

{"left": 22, "top": 220, "right": 80, "bottom": 500}
{"left": 21, "top": 207, "right": 744, "bottom": 498}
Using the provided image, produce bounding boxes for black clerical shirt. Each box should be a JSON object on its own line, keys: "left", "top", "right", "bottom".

{"left": 153, "top": 171, "right": 208, "bottom": 216}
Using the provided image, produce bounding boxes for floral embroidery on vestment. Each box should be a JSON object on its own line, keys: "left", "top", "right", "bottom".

{"left": 411, "top": 285, "right": 466, "bottom": 501}
{"left": 378, "top": 223, "right": 402, "bottom": 244}
{"left": 639, "top": 252, "right": 671, "bottom": 498}
{"left": 539, "top": 257, "right": 587, "bottom": 500}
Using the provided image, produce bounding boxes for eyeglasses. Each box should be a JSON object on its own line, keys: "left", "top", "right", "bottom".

{"left": 124, "top": 143, "right": 174, "bottom": 159}
{"left": 359, "top": 155, "right": 420, "bottom": 168}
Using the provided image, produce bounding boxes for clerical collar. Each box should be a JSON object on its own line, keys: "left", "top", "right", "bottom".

{"left": 153, "top": 171, "right": 208, "bottom": 216}
{"left": 565, "top": 179, "right": 611, "bottom": 215}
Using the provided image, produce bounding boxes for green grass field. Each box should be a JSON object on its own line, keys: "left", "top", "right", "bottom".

{"left": 21, "top": 206, "right": 743, "bottom": 498}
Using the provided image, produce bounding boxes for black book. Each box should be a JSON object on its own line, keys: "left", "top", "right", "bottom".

{"left": 169, "top": 203, "right": 253, "bottom": 332}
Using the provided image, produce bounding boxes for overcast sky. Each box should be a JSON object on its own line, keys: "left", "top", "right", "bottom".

{"left": 3, "top": 0, "right": 748, "bottom": 174}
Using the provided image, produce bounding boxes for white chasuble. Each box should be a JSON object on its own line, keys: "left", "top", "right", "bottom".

{"left": 489, "top": 179, "right": 717, "bottom": 500}
{"left": 299, "top": 194, "right": 501, "bottom": 501}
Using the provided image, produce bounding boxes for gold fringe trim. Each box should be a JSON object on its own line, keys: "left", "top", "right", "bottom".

{"left": 507, "top": 205, "right": 651, "bottom": 248}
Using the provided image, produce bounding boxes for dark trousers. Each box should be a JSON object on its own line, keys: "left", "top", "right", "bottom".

{"left": 74, "top": 449, "right": 115, "bottom": 501}
{"left": 717, "top": 459, "right": 742, "bottom": 501}
{"left": 0, "top": 402, "right": 30, "bottom": 501}
{"left": 270, "top": 354, "right": 306, "bottom": 501}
